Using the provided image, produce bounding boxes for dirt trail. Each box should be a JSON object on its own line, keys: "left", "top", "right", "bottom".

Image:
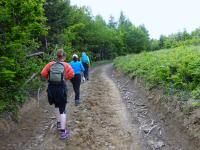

{"left": 0, "top": 64, "right": 142, "bottom": 150}
{"left": 0, "top": 64, "right": 199, "bottom": 150}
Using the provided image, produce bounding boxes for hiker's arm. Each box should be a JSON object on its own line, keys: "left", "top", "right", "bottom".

{"left": 41, "top": 62, "right": 52, "bottom": 79}
{"left": 65, "top": 64, "right": 74, "bottom": 80}
{"left": 80, "top": 63, "right": 85, "bottom": 72}
{"left": 80, "top": 63, "right": 85, "bottom": 78}
{"left": 87, "top": 56, "right": 90, "bottom": 66}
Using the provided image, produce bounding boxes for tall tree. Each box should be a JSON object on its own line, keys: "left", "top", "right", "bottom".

{"left": 108, "top": 15, "right": 117, "bottom": 29}
{"left": 44, "top": 0, "right": 71, "bottom": 45}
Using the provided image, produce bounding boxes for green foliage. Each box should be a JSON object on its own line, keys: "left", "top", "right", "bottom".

{"left": 118, "top": 13, "right": 150, "bottom": 54}
{"left": 154, "top": 28, "right": 200, "bottom": 51}
{"left": 44, "top": 0, "right": 71, "bottom": 45}
{"left": 114, "top": 46, "right": 200, "bottom": 107}
{"left": 0, "top": 0, "right": 47, "bottom": 113}
{"left": 48, "top": 7, "right": 151, "bottom": 61}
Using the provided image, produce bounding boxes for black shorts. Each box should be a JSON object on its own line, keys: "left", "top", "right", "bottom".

{"left": 47, "top": 84, "right": 67, "bottom": 113}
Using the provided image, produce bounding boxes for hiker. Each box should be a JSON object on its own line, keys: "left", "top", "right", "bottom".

{"left": 41, "top": 49, "right": 74, "bottom": 139}
{"left": 81, "top": 52, "right": 90, "bottom": 80}
{"left": 70, "top": 54, "right": 85, "bottom": 106}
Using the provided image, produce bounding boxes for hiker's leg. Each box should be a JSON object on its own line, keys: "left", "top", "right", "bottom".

{"left": 59, "top": 104, "right": 69, "bottom": 139}
{"left": 49, "top": 85, "right": 61, "bottom": 129}
{"left": 73, "top": 75, "right": 79, "bottom": 101}
{"left": 86, "top": 66, "right": 89, "bottom": 80}
{"left": 77, "top": 74, "right": 81, "bottom": 97}
{"left": 74, "top": 74, "right": 81, "bottom": 105}
{"left": 83, "top": 63, "right": 88, "bottom": 78}
{"left": 85, "top": 64, "right": 89, "bottom": 80}
{"left": 55, "top": 107, "right": 60, "bottom": 122}
{"left": 59, "top": 104, "right": 66, "bottom": 128}
{"left": 59, "top": 84, "right": 70, "bottom": 139}
{"left": 60, "top": 107, "right": 66, "bottom": 130}
{"left": 71, "top": 77, "right": 76, "bottom": 92}
{"left": 54, "top": 102, "right": 61, "bottom": 129}
{"left": 71, "top": 77, "right": 77, "bottom": 100}
{"left": 87, "top": 64, "right": 89, "bottom": 79}
{"left": 74, "top": 74, "right": 81, "bottom": 100}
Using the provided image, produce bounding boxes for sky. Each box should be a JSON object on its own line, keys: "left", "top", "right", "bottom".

{"left": 70, "top": 0, "right": 200, "bottom": 39}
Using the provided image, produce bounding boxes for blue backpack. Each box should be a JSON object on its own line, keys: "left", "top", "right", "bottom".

{"left": 82, "top": 55, "right": 89, "bottom": 63}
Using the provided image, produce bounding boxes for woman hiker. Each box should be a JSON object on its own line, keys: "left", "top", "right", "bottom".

{"left": 70, "top": 54, "right": 85, "bottom": 106}
{"left": 41, "top": 49, "right": 74, "bottom": 139}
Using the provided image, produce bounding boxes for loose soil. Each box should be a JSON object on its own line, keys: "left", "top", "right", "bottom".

{"left": 0, "top": 64, "right": 199, "bottom": 150}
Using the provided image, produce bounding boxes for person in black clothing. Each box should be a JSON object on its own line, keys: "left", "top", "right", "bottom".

{"left": 70, "top": 54, "right": 85, "bottom": 106}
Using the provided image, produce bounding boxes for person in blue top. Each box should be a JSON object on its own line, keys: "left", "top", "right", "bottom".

{"left": 70, "top": 54, "right": 85, "bottom": 106}
{"left": 81, "top": 52, "right": 90, "bottom": 80}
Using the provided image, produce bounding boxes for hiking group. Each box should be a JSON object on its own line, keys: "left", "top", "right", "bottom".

{"left": 41, "top": 49, "right": 90, "bottom": 139}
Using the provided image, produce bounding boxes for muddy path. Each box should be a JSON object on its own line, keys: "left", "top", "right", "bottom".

{"left": 0, "top": 64, "right": 199, "bottom": 150}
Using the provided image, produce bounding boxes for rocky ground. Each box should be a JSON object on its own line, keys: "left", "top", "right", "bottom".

{"left": 0, "top": 64, "right": 199, "bottom": 150}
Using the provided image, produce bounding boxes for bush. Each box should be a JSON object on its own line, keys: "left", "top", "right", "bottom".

{"left": 114, "top": 45, "right": 200, "bottom": 104}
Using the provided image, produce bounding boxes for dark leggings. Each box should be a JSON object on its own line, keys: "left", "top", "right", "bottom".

{"left": 82, "top": 62, "right": 89, "bottom": 79}
{"left": 71, "top": 74, "right": 81, "bottom": 100}
{"left": 55, "top": 103, "right": 66, "bottom": 114}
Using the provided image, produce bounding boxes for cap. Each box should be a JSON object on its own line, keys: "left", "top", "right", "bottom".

{"left": 72, "top": 54, "right": 78, "bottom": 58}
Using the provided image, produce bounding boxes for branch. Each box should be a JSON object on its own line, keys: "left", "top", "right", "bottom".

{"left": 24, "top": 73, "right": 38, "bottom": 84}
{"left": 26, "top": 52, "right": 44, "bottom": 58}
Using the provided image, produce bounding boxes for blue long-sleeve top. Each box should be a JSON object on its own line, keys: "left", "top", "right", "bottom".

{"left": 70, "top": 61, "right": 85, "bottom": 75}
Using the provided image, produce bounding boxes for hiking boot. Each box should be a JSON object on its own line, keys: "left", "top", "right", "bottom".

{"left": 75, "top": 100, "right": 80, "bottom": 106}
{"left": 60, "top": 129, "right": 70, "bottom": 139}
{"left": 57, "top": 122, "right": 61, "bottom": 130}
